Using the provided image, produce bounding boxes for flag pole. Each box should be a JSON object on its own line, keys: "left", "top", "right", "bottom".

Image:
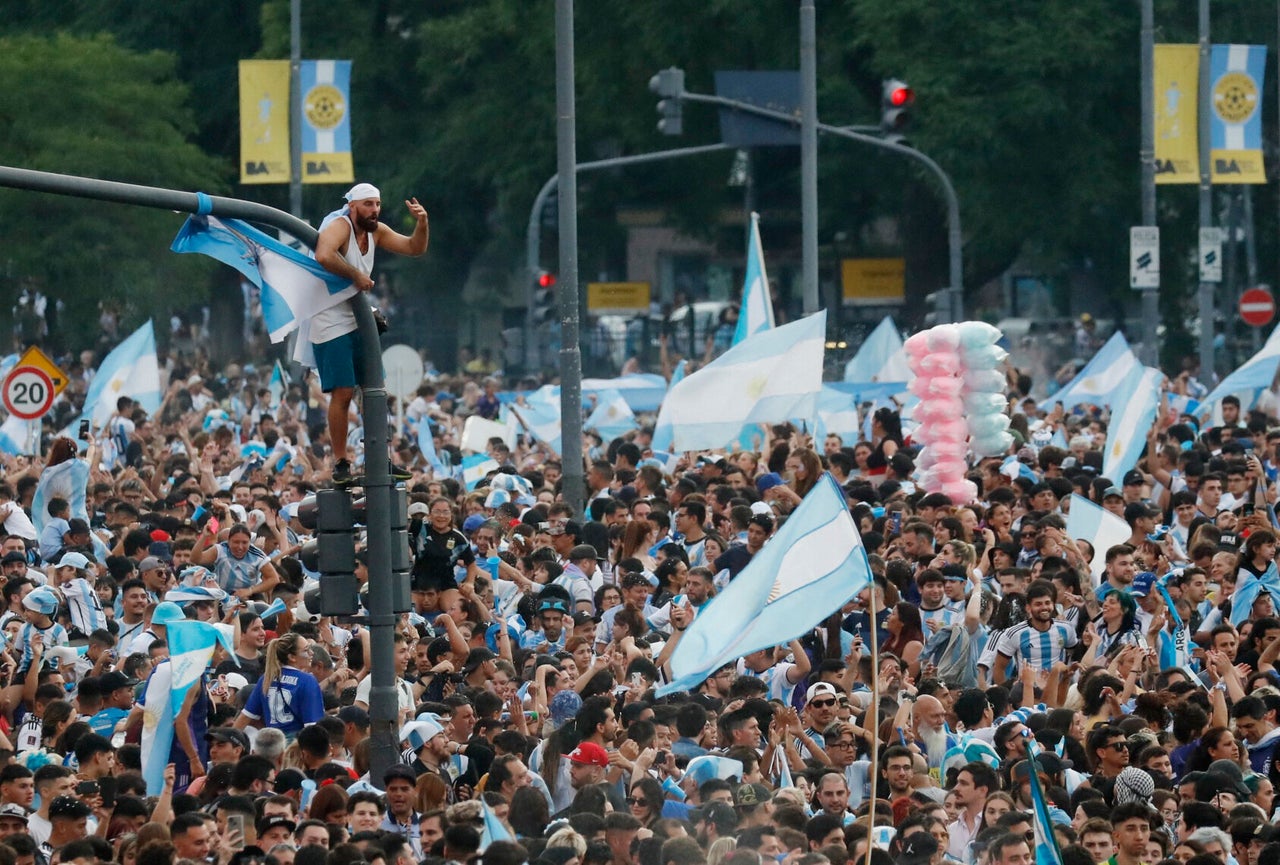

{"left": 862, "top": 578, "right": 880, "bottom": 865}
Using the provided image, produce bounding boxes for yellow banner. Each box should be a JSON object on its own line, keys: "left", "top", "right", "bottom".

{"left": 238, "top": 60, "right": 291, "bottom": 184}
{"left": 1154, "top": 45, "right": 1199, "bottom": 185}
{"left": 841, "top": 258, "right": 905, "bottom": 305}
{"left": 587, "top": 282, "right": 651, "bottom": 314}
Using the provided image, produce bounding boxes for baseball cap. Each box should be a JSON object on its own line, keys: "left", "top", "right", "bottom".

{"left": 0, "top": 804, "right": 26, "bottom": 823}
{"left": 756, "top": 473, "right": 786, "bottom": 494}
{"left": 734, "top": 783, "right": 772, "bottom": 807}
{"left": 1123, "top": 470, "right": 1146, "bottom": 486}
{"left": 462, "top": 514, "right": 487, "bottom": 535}
{"left": 54, "top": 551, "right": 91, "bottom": 571}
{"left": 256, "top": 815, "right": 297, "bottom": 836}
{"left": 805, "top": 682, "right": 839, "bottom": 703}
{"left": 0, "top": 552, "right": 24, "bottom": 566}
{"left": 48, "top": 796, "right": 92, "bottom": 820}
{"left": 407, "top": 502, "right": 430, "bottom": 518}
{"left": 897, "top": 832, "right": 940, "bottom": 865}
{"left": 695, "top": 801, "right": 738, "bottom": 830}
{"left": 567, "top": 742, "right": 610, "bottom": 767}
{"left": 571, "top": 611, "right": 597, "bottom": 627}
{"left": 138, "top": 556, "right": 165, "bottom": 573}
{"left": 749, "top": 501, "right": 772, "bottom": 517}
{"left": 151, "top": 602, "right": 186, "bottom": 627}
{"left": 98, "top": 671, "right": 139, "bottom": 692}
{"left": 273, "top": 769, "right": 306, "bottom": 794}
{"left": 1130, "top": 572, "right": 1157, "bottom": 598}
{"left": 205, "top": 727, "right": 250, "bottom": 751}
{"left": 1103, "top": 486, "right": 1124, "bottom": 499}
{"left": 1207, "top": 759, "right": 1253, "bottom": 798}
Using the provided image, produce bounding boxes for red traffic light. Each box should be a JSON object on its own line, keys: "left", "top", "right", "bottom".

{"left": 537, "top": 271, "right": 557, "bottom": 289}
{"left": 889, "top": 86, "right": 914, "bottom": 107}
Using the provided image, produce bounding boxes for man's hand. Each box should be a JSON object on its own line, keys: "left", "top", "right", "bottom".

{"left": 407, "top": 198, "right": 429, "bottom": 223}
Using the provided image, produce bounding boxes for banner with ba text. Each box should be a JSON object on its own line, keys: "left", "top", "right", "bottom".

{"left": 1210, "top": 44, "right": 1267, "bottom": 184}
{"left": 299, "top": 60, "right": 354, "bottom": 184}
{"left": 1154, "top": 45, "right": 1199, "bottom": 185}
{"left": 238, "top": 60, "right": 292, "bottom": 184}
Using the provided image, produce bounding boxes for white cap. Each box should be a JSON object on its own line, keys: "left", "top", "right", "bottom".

{"left": 344, "top": 183, "right": 381, "bottom": 202}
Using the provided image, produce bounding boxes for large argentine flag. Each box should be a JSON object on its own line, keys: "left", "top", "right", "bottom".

{"left": 172, "top": 215, "right": 356, "bottom": 343}
{"left": 82, "top": 321, "right": 163, "bottom": 428}
{"left": 1038, "top": 331, "right": 1138, "bottom": 411}
{"left": 657, "top": 474, "right": 870, "bottom": 696}
{"left": 732, "top": 212, "right": 775, "bottom": 346}
{"left": 1065, "top": 494, "right": 1131, "bottom": 583}
{"left": 1101, "top": 365, "right": 1163, "bottom": 482}
{"left": 653, "top": 312, "right": 825, "bottom": 452}
{"left": 1196, "top": 323, "right": 1280, "bottom": 419}
{"left": 1025, "top": 735, "right": 1064, "bottom": 865}
{"left": 586, "top": 388, "right": 638, "bottom": 442}
{"left": 509, "top": 386, "right": 563, "bottom": 455}
{"left": 844, "top": 316, "right": 910, "bottom": 384}
{"left": 581, "top": 374, "right": 669, "bottom": 413}
{"left": 140, "top": 620, "right": 235, "bottom": 794}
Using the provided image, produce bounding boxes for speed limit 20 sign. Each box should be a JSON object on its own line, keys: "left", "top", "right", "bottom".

{"left": 2, "top": 346, "right": 68, "bottom": 420}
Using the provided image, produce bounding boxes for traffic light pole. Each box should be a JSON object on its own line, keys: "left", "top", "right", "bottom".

{"left": 0, "top": 164, "right": 402, "bottom": 789}
{"left": 678, "top": 90, "right": 965, "bottom": 322}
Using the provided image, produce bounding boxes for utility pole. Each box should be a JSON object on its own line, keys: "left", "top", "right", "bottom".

{"left": 1197, "top": 0, "right": 1215, "bottom": 381}
{"left": 799, "top": 0, "right": 819, "bottom": 315}
{"left": 1139, "top": 0, "right": 1159, "bottom": 366}
{"left": 289, "top": 0, "right": 302, "bottom": 217}
{"left": 554, "top": 0, "right": 585, "bottom": 516}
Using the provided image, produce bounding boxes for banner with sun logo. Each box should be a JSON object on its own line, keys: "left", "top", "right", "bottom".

{"left": 299, "top": 60, "right": 354, "bottom": 184}
{"left": 1210, "top": 44, "right": 1266, "bottom": 184}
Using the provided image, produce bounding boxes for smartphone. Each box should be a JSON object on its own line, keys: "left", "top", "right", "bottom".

{"left": 77, "top": 419, "right": 90, "bottom": 440}
{"left": 207, "top": 516, "right": 221, "bottom": 535}
{"left": 75, "top": 780, "right": 99, "bottom": 797}
{"left": 98, "top": 776, "right": 116, "bottom": 809}
{"left": 227, "top": 814, "right": 245, "bottom": 849}
{"left": 1243, "top": 504, "right": 1256, "bottom": 518}
{"left": 890, "top": 511, "right": 902, "bottom": 535}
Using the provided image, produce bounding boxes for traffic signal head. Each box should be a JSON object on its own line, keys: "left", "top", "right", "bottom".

{"left": 649, "top": 67, "right": 685, "bottom": 136}
{"left": 881, "top": 78, "right": 914, "bottom": 142}
{"left": 531, "top": 271, "right": 557, "bottom": 325}
{"left": 537, "top": 270, "right": 556, "bottom": 289}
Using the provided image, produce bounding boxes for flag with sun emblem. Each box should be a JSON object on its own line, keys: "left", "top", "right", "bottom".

{"left": 653, "top": 312, "right": 825, "bottom": 452}
{"left": 299, "top": 60, "right": 354, "bottom": 183}
{"left": 1209, "top": 45, "right": 1266, "bottom": 184}
{"left": 80, "top": 321, "right": 162, "bottom": 428}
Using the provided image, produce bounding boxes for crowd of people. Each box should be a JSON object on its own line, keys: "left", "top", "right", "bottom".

{"left": 0, "top": 334, "right": 1276, "bottom": 865}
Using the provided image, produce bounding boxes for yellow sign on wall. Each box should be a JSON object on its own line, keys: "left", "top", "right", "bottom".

{"left": 587, "top": 282, "right": 651, "bottom": 315}
{"left": 841, "top": 259, "right": 905, "bottom": 306}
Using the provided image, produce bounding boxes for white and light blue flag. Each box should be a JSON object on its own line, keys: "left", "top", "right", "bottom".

{"left": 653, "top": 312, "right": 825, "bottom": 453}
{"left": 1101, "top": 365, "right": 1163, "bottom": 482}
{"left": 81, "top": 321, "right": 163, "bottom": 428}
{"left": 171, "top": 215, "right": 356, "bottom": 347}
{"left": 585, "top": 388, "right": 637, "bottom": 442}
{"left": 509, "top": 386, "right": 563, "bottom": 455}
{"left": 581, "top": 374, "right": 669, "bottom": 413}
{"left": 461, "top": 454, "right": 500, "bottom": 491}
{"left": 1025, "top": 734, "right": 1064, "bottom": 865}
{"left": 1065, "top": 493, "right": 1131, "bottom": 583}
{"left": 732, "top": 212, "right": 775, "bottom": 346}
{"left": 140, "top": 620, "right": 236, "bottom": 794}
{"left": 657, "top": 473, "right": 870, "bottom": 696}
{"left": 1196, "top": 323, "right": 1280, "bottom": 420}
{"left": 1038, "top": 331, "right": 1138, "bottom": 412}
{"left": 31, "top": 458, "right": 90, "bottom": 535}
{"left": 844, "top": 316, "right": 910, "bottom": 384}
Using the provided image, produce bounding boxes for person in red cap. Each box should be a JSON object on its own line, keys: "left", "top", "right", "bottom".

{"left": 566, "top": 741, "right": 610, "bottom": 793}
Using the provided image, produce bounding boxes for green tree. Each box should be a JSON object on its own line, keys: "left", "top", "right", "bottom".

{"left": 0, "top": 33, "right": 226, "bottom": 343}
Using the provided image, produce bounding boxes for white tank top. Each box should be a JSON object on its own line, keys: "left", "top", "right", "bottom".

{"left": 311, "top": 214, "right": 374, "bottom": 343}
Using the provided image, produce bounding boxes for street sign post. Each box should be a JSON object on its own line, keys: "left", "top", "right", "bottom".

{"left": 2, "top": 366, "right": 55, "bottom": 420}
{"left": 1240, "top": 287, "right": 1275, "bottom": 327}
{"left": 1130, "top": 226, "right": 1160, "bottom": 289}
{"left": 1199, "top": 227, "right": 1223, "bottom": 283}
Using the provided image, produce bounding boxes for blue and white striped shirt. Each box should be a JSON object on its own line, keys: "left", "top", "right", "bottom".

{"left": 212, "top": 542, "right": 270, "bottom": 592}
{"left": 994, "top": 620, "right": 1078, "bottom": 671}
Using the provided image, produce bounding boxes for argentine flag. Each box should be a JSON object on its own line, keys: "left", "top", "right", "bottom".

{"left": 80, "top": 321, "right": 163, "bottom": 429}
{"left": 653, "top": 312, "right": 825, "bottom": 452}
{"left": 1065, "top": 494, "right": 1131, "bottom": 583}
{"left": 585, "top": 388, "right": 637, "bottom": 443}
{"left": 140, "top": 620, "right": 236, "bottom": 794}
{"left": 813, "top": 385, "right": 862, "bottom": 444}
{"left": 508, "top": 387, "right": 563, "bottom": 455}
{"left": 732, "top": 212, "right": 775, "bottom": 346}
{"left": 1196, "top": 323, "right": 1280, "bottom": 420}
{"left": 31, "top": 458, "right": 91, "bottom": 535}
{"left": 171, "top": 215, "right": 357, "bottom": 348}
{"left": 1038, "top": 331, "right": 1138, "bottom": 412}
{"left": 461, "top": 454, "right": 499, "bottom": 491}
{"left": 844, "top": 315, "right": 911, "bottom": 384}
{"left": 1025, "top": 735, "right": 1064, "bottom": 865}
{"left": 581, "top": 374, "right": 669, "bottom": 413}
{"left": 657, "top": 474, "right": 871, "bottom": 696}
{"left": 1101, "top": 365, "right": 1163, "bottom": 482}
{"left": 0, "top": 415, "right": 33, "bottom": 457}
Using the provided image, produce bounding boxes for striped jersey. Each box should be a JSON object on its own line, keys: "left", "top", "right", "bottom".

{"left": 994, "top": 620, "right": 1078, "bottom": 670}
{"left": 212, "top": 542, "right": 271, "bottom": 592}
{"left": 920, "top": 604, "right": 963, "bottom": 629}
{"left": 17, "top": 621, "right": 69, "bottom": 674}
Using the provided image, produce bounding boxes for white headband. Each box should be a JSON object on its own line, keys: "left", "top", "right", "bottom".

{"left": 344, "top": 182, "right": 381, "bottom": 202}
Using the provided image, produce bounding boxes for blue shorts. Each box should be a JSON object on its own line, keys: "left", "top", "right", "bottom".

{"left": 314, "top": 331, "right": 362, "bottom": 392}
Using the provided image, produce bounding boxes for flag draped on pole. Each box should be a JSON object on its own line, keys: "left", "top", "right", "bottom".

{"left": 140, "top": 620, "right": 236, "bottom": 794}
{"left": 732, "top": 212, "right": 775, "bottom": 346}
{"left": 268, "top": 360, "right": 290, "bottom": 407}
{"left": 843, "top": 315, "right": 910, "bottom": 383}
{"left": 1037, "top": 331, "right": 1138, "bottom": 411}
{"left": 657, "top": 474, "right": 871, "bottom": 696}
{"left": 171, "top": 215, "right": 356, "bottom": 361}
{"left": 653, "top": 312, "right": 825, "bottom": 453}
{"left": 1101, "top": 365, "right": 1163, "bottom": 482}
{"left": 1065, "top": 494, "right": 1131, "bottom": 582}
{"left": 81, "top": 321, "right": 163, "bottom": 428}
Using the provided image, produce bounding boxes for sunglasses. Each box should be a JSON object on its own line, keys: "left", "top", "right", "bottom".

{"left": 626, "top": 797, "right": 648, "bottom": 807}
{"left": 809, "top": 698, "right": 837, "bottom": 708}
{"left": 1106, "top": 742, "right": 1128, "bottom": 752}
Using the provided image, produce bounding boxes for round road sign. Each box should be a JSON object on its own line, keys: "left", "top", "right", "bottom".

{"left": 1241, "top": 287, "right": 1276, "bottom": 327}
{"left": 2, "top": 366, "right": 56, "bottom": 420}
{"left": 381, "top": 344, "right": 425, "bottom": 401}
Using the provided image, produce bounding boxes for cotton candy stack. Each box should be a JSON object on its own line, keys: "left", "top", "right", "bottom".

{"left": 903, "top": 322, "right": 1011, "bottom": 504}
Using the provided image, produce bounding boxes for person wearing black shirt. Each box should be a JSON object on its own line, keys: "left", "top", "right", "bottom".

{"left": 414, "top": 498, "right": 481, "bottom": 613}
{"left": 714, "top": 514, "right": 772, "bottom": 581}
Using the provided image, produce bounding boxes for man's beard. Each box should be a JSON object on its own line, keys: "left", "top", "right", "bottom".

{"left": 918, "top": 723, "right": 948, "bottom": 762}
{"left": 355, "top": 214, "right": 379, "bottom": 233}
